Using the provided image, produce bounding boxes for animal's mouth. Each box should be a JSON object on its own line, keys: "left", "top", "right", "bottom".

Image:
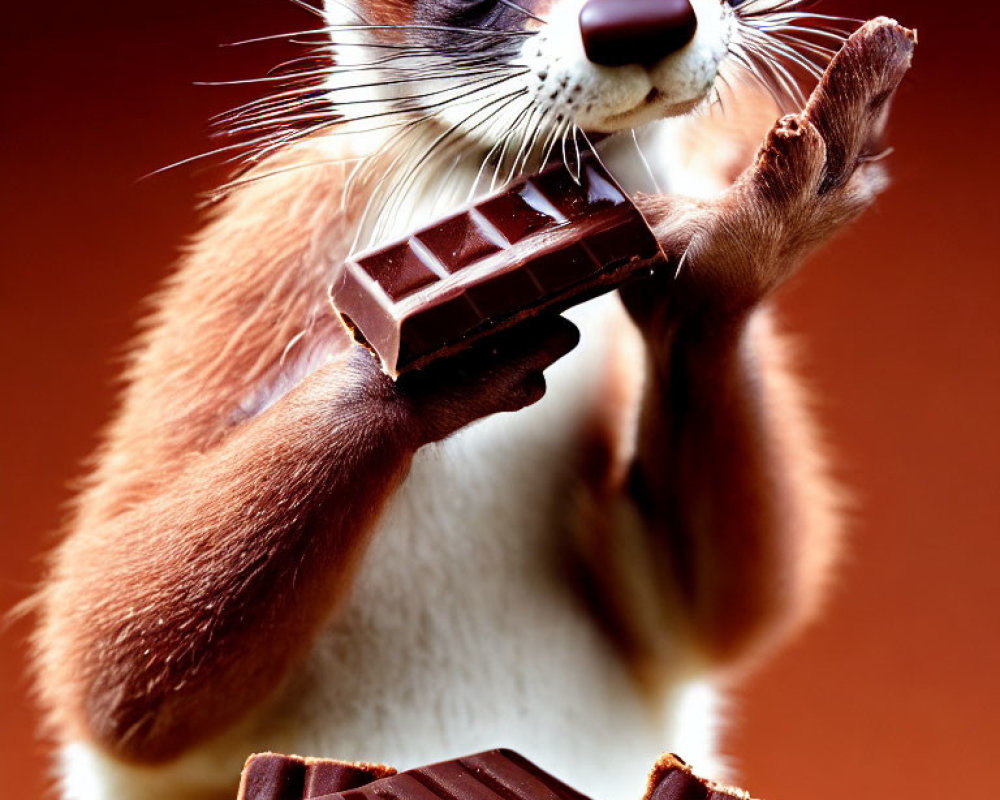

{"left": 611, "top": 87, "right": 667, "bottom": 120}
{"left": 643, "top": 88, "right": 664, "bottom": 106}
{"left": 584, "top": 87, "right": 705, "bottom": 134}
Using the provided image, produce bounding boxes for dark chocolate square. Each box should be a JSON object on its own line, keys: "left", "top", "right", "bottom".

{"left": 534, "top": 164, "right": 627, "bottom": 220}
{"left": 525, "top": 243, "right": 598, "bottom": 293}
{"left": 581, "top": 215, "right": 658, "bottom": 268}
{"left": 465, "top": 268, "right": 543, "bottom": 319}
{"left": 356, "top": 243, "right": 440, "bottom": 301}
{"left": 477, "top": 191, "right": 558, "bottom": 244}
{"left": 398, "top": 291, "right": 484, "bottom": 361}
{"left": 416, "top": 214, "right": 503, "bottom": 272}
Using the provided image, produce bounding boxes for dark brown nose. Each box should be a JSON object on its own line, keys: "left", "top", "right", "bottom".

{"left": 579, "top": 0, "right": 698, "bottom": 68}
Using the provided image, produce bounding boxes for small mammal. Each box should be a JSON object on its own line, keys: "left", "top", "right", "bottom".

{"left": 32, "top": 3, "right": 914, "bottom": 800}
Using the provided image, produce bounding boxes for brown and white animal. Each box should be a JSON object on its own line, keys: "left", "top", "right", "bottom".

{"left": 32, "top": 3, "right": 914, "bottom": 800}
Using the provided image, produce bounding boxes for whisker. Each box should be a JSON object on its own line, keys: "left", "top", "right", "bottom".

{"left": 727, "top": 0, "right": 858, "bottom": 113}
{"left": 205, "top": 153, "right": 365, "bottom": 202}
{"left": 286, "top": 0, "right": 325, "bottom": 17}
{"left": 395, "top": 86, "right": 530, "bottom": 202}
{"left": 576, "top": 128, "right": 611, "bottom": 181}
{"left": 506, "top": 106, "right": 543, "bottom": 184}
{"left": 217, "top": 67, "right": 517, "bottom": 129}
{"left": 476, "top": 98, "right": 533, "bottom": 193}
{"left": 559, "top": 124, "right": 574, "bottom": 179}
{"left": 631, "top": 129, "right": 662, "bottom": 194}
{"left": 490, "top": 106, "right": 531, "bottom": 190}
{"left": 216, "top": 68, "right": 527, "bottom": 169}
{"left": 741, "top": 28, "right": 827, "bottom": 77}
{"left": 349, "top": 123, "right": 432, "bottom": 250}
{"left": 520, "top": 108, "right": 552, "bottom": 175}
{"left": 223, "top": 69, "right": 526, "bottom": 134}
{"left": 496, "top": 0, "right": 547, "bottom": 25}
{"left": 540, "top": 117, "right": 570, "bottom": 171}
{"left": 224, "top": 23, "right": 533, "bottom": 49}
{"left": 727, "top": 46, "right": 789, "bottom": 110}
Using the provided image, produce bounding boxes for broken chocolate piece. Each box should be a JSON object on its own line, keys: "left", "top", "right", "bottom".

{"left": 331, "top": 157, "right": 668, "bottom": 377}
{"left": 643, "top": 755, "right": 756, "bottom": 800}
{"left": 238, "top": 753, "right": 396, "bottom": 800}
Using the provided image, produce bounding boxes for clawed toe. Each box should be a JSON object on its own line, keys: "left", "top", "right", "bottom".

{"left": 750, "top": 115, "right": 827, "bottom": 203}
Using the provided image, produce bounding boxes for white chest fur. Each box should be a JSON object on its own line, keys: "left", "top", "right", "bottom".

{"left": 59, "top": 300, "right": 722, "bottom": 800}
{"left": 247, "top": 297, "right": 722, "bottom": 800}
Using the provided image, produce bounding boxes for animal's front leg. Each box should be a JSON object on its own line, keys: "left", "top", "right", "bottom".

{"left": 36, "top": 321, "right": 578, "bottom": 767}
{"left": 598, "top": 20, "right": 915, "bottom": 672}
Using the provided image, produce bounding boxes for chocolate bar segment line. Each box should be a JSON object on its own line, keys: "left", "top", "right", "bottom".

{"left": 456, "top": 750, "right": 591, "bottom": 800}
{"left": 393, "top": 209, "right": 635, "bottom": 315}
{"left": 310, "top": 750, "right": 592, "bottom": 800}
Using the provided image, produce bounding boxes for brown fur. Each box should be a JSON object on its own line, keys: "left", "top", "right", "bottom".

{"left": 614, "top": 19, "right": 914, "bottom": 669}
{"left": 32, "top": 16, "right": 913, "bottom": 771}
{"left": 33, "top": 141, "right": 577, "bottom": 763}
{"left": 355, "top": 0, "right": 414, "bottom": 27}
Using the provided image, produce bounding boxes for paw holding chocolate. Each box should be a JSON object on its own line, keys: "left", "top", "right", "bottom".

{"left": 331, "top": 18, "right": 916, "bottom": 376}
{"left": 237, "top": 750, "right": 756, "bottom": 800}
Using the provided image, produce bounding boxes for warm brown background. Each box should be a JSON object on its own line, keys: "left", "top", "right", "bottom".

{"left": 2, "top": 1, "right": 997, "bottom": 798}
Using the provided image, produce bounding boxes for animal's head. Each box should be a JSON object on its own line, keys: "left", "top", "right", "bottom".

{"left": 219, "top": 2, "right": 844, "bottom": 229}
{"left": 316, "top": 1, "right": 832, "bottom": 146}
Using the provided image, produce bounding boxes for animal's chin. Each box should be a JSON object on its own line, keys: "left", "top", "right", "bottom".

{"left": 582, "top": 91, "right": 707, "bottom": 135}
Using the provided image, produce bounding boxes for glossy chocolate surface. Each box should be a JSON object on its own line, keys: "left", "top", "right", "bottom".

{"left": 332, "top": 157, "right": 667, "bottom": 377}
{"left": 238, "top": 753, "right": 396, "bottom": 800}
{"left": 306, "top": 750, "right": 588, "bottom": 800}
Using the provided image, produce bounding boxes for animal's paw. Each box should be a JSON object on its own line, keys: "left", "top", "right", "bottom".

{"left": 804, "top": 17, "right": 916, "bottom": 195}
{"left": 705, "top": 19, "right": 914, "bottom": 307}
{"left": 739, "top": 18, "right": 915, "bottom": 222}
{"left": 393, "top": 316, "right": 580, "bottom": 446}
{"left": 630, "top": 19, "right": 915, "bottom": 326}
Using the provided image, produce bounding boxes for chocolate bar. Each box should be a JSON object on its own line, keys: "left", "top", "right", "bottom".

{"left": 331, "top": 157, "right": 668, "bottom": 377}
{"left": 237, "top": 753, "right": 395, "bottom": 800}
{"left": 238, "top": 750, "right": 757, "bottom": 800}
{"left": 240, "top": 750, "right": 589, "bottom": 800}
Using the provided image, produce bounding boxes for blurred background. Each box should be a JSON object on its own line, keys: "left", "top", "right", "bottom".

{"left": 1, "top": 1, "right": 997, "bottom": 798}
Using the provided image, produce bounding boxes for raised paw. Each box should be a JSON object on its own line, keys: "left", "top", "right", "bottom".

{"left": 741, "top": 19, "right": 915, "bottom": 212}
{"left": 668, "top": 19, "right": 915, "bottom": 318}
{"left": 804, "top": 18, "right": 916, "bottom": 194}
